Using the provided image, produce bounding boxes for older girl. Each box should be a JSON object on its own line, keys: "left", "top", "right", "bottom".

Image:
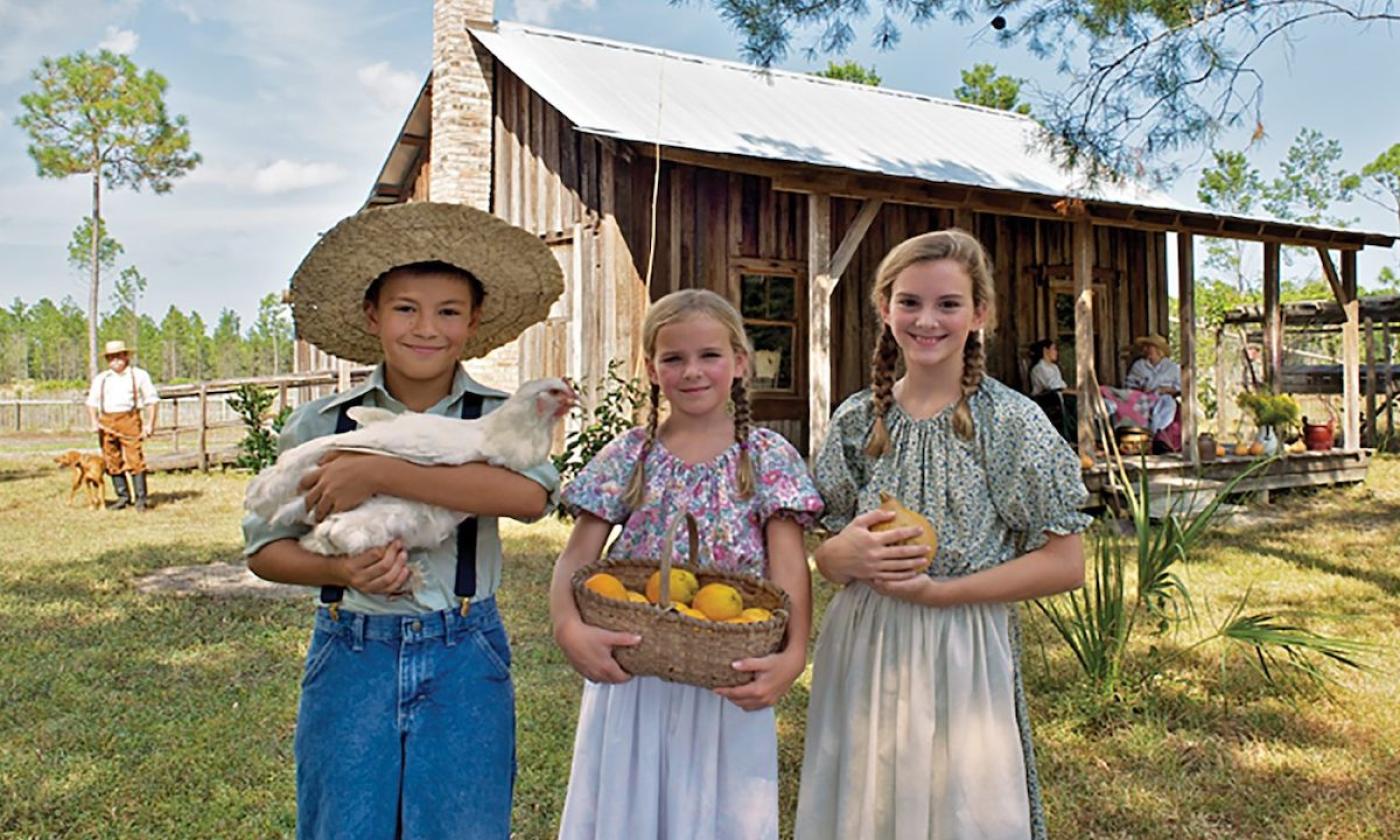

{"left": 795, "top": 230, "right": 1090, "bottom": 840}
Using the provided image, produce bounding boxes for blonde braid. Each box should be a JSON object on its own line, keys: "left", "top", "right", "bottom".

{"left": 623, "top": 383, "right": 662, "bottom": 510}
{"left": 951, "top": 331, "right": 986, "bottom": 441}
{"left": 732, "top": 378, "right": 755, "bottom": 499}
{"left": 865, "top": 326, "right": 901, "bottom": 458}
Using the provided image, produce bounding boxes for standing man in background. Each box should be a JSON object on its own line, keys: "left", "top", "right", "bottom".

{"left": 86, "top": 340, "right": 159, "bottom": 511}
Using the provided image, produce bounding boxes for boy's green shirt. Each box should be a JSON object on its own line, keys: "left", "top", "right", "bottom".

{"left": 242, "top": 364, "right": 560, "bottom": 615}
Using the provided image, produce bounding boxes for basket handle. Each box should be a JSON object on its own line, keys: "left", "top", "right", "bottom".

{"left": 658, "top": 512, "right": 700, "bottom": 607}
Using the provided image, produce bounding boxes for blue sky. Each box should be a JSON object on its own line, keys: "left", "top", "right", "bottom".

{"left": 1, "top": 0, "right": 1396, "bottom": 327}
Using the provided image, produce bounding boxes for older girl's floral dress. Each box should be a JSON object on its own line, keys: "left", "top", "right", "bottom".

{"left": 795, "top": 378, "right": 1091, "bottom": 840}
{"left": 558, "top": 426, "right": 823, "bottom": 840}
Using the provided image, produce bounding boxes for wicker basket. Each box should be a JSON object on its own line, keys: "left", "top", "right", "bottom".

{"left": 572, "top": 513, "right": 791, "bottom": 689}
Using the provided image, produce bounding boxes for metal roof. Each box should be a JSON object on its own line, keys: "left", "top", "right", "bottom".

{"left": 473, "top": 23, "right": 1183, "bottom": 205}
{"left": 368, "top": 21, "right": 1393, "bottom": 247}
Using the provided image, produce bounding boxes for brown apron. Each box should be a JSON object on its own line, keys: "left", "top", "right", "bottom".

{"left": 97, "top": 372, "right": 146, "bottom": 475}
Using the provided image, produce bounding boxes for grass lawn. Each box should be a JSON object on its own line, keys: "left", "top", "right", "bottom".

{"left": 1, "top": 453, "right": 1397, "bottom": 838}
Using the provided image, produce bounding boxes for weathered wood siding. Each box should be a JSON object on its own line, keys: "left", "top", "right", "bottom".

{"left": 489, "top": 66, "right": 1170, "bottom": 451}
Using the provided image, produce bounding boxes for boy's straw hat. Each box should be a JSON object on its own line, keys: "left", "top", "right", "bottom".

{"left": 103, "top": 340, "right": 130, "bottom": 357}
{"left": 1133, "top": 334, "right": 1170, "bottom": 355}
{"left": 289, "top": 202, "right": 563, "bottom": 364}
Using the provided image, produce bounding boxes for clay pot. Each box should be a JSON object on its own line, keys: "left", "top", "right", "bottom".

{"left": 1196, "top": 432, "right": 1217, "bottom": 462}
{"left": 1302, "top": 417, "right": 1335, "bottom": 451}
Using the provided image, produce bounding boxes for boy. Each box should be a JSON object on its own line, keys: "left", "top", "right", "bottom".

{"left": 243, "top": 202, "right": 564, "bottom": 839}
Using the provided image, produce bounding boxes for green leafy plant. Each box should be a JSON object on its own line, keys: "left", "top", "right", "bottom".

{"left": 227, "top": 384, "right": 291, "bottom": 473}
{"left": 1036, "top": 401, "right": 1368, "bottom": 701}
{"left": 1237, "top": 389, "right": 1302, "bottom": 441}
{"left": 552, "top": 360, "right": 646, "bottom": 516}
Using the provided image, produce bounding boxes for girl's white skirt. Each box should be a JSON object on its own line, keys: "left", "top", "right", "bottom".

{"left": 795, "top": 583, "right": 1034, "bottom": 840}
{"left": 559, "top": 675, "right": 779, "bottom": 840}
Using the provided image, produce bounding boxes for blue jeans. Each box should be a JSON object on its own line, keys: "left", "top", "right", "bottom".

{"left": 294, "top": 599, "right": 515, "bottom": 840}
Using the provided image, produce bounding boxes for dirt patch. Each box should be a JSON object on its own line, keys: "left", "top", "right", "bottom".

{"left": 134, "top": 562, "right": 309, "bottom": 600}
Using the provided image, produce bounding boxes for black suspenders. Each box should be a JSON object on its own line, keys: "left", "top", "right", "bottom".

{"left": 321, "top": 391, "right": 487, "bottom": 617}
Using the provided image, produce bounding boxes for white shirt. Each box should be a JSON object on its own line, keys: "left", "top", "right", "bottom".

{"left": 86, "top": 367, "right": 159, "bottom": 413}
{"left": 1029, "top": 359, "right": 1068, "bottom": 395}
{"left": 1124, "top": 357, "right": 1181, "bottom": 393}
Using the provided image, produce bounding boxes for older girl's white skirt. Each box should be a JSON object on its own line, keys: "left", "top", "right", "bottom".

{"left": 558, "top": 675, "right": 779, "bottom": 840}
{"left": 795, "top": 583, "right": 1035, "bottom": 840}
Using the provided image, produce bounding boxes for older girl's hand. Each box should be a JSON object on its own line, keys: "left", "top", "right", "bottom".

{"left": 816, "top": 509, "right": 933, "bottom": 584}
{"left": 868, "top": 574, "right": 954, "bottom": 607}
{"left": 554, "top": 617, "right": 641, "bottom": 684}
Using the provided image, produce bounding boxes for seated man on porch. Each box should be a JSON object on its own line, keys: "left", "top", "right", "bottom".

{"left": 1027, "top": 339, "right": 1078, "bottom": 443}
{"left": 1099, "top": 334, "right": 1183, "bottom": 451}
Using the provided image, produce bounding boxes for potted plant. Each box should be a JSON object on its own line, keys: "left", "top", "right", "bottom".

{"left": 1236, "top": 390, "right": 1301, "bottom": 455}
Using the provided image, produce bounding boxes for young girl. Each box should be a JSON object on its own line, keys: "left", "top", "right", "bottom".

{"left": 549, "top": 289, "right": 823, "bottom": 840}
{"left": 794, "top": 230, "right": 1091, "bottom": 840}
{"left": 242, "top": 202, "right": 564, "bottom": 839}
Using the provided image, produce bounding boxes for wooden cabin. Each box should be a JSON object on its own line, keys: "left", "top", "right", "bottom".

{"left": 308, "top": 0, "right": 1396, "bottom": 495}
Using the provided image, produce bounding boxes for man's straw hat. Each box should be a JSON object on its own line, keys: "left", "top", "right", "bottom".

{"left": 289, "top": 202, "right": 563, "bottom": 364}
{"left": 103, "top": 340, "right": 129, "bottom": 357}
{"left": 1133, "top": 334, "right": 1170, "bottom": 355}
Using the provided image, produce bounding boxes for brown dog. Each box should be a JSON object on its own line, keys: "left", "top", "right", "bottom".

{"left": 55, "top": 450, "right": 107, "bottom": 510}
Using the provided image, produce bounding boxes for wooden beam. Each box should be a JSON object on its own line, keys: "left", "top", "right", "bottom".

{"left": 629, "top": 142, "right": 1390, "bottom": 250}
{"left": 829, "top": 199, "right": 883, "bottom": 281}
{"left": 1073, "top": 220, "right": 1097, "bottom": 454}
{"left": 1263, "top": 241, "right": 1282, "bottom": 389}
{"left": 1214, "top": 326, "right": 1227, "bottom": 439}
{"left": 1317, "top": 247, "right": 1346, "bottom": 306}
{"left": 1341, "top": 249, "right": 1361, "bottom": 451}
{"left": 1366, "top": 316, "right": 1377, "bottom": 447}
{"left": 808, "top": 193, "right": 834, "bottom": 457}
{"left": 1178, "top": 233, "right": 1198, "bottom": 466}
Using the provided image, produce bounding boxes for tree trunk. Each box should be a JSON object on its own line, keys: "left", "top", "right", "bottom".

{"left": 88, "top": 168, "right": 101, "bottom": 380}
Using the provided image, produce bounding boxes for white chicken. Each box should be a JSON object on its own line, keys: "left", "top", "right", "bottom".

{"left": 244, "top": 377, "right": 578, "bottom": 564}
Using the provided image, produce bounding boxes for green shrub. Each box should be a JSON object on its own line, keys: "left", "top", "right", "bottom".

{"left": 227, "top": 384, "right": 291, "bottom": 473}
{"left": 552, "top": 360, "right": 646, "bottom": 516}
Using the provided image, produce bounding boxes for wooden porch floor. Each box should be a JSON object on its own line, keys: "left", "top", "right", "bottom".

{"left": 1081, "top": 449, "right": 1371, "bottom": 508}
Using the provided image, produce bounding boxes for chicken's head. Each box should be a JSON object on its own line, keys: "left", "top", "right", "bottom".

{"left": 518, "top": 377, "right": 579, "bottom": 422}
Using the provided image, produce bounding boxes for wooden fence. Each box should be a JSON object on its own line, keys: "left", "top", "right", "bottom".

{"left": 0, "top": 369, "right": 372, "bottom": 471}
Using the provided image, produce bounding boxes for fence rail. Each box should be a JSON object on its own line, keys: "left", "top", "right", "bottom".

{"left": 0, "top": 368, "right": 373, "bottom": 471}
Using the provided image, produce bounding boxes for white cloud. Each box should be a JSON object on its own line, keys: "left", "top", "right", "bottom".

{"left": 511, "top": 0, "right": 597, "bottom": 26}
{"left": 184, "top": 159, "right": 349, "bottom": 194}
{"left": 357, "top": 61, "right": 420, "bottom": 111}
{"left": 97, "top": 25, "right": 139, "bottom": 54}
{"left": 169, "top": 1, "right": 202, "bottom": 24}
{"left": 251, "top": 160, "right": 348, "bottom": 194}
{"left": 0, "top": 0, "right": 137, "bottom": 82}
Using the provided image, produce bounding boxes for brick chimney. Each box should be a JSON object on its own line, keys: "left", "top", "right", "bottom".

{"left": 430, "top": 0, "right": 495, "bottom": 210}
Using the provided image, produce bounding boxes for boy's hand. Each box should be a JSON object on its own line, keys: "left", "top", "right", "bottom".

{"left": 714, "top": 649, "right": 806, "bottom": 711}
{"left": 554, "top": 617, "right": 640, "bottom": 684}
{"left": 340, "top": 539, "right": 412, "bottom": 595}
{"left": 300, "top": 451, "right": 386, "bottom": 521}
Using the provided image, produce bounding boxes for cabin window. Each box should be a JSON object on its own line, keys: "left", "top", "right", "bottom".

{"left": 740, "top": 273, "right": 798, "bottom": 393}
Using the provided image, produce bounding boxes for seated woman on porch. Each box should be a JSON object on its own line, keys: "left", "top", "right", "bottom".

{"left": 1099, "top": 334, "right": 1182, "bottom": 451}
{"left": 1027, "top": 339, "right": 1078, "bottom": 443}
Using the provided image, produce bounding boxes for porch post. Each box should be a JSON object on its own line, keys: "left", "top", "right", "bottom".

{"left": 1341, "top": 250, "right": 1361, "bottom": 451}
{"left": 806, "top": 196, "right": 882, "bottom": 457}
{"left": 808, "top": 193, "right": 833, "bottom": 456}
{"left": 1178, "top": 233, "right": 1198, "bottom": 465}
{"left": 1072, "top": 220, "right": 1096, "bottom": 454}
{"left": 1263, "top": 241, "right": 1282, "bottom": 389}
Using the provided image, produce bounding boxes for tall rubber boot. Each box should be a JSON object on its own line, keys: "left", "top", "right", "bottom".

{"left": 132, "top": 472, "right": 149, "bottom": 513}
{"left": 110, "top": 473, "right": 132, "bottom": 510}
